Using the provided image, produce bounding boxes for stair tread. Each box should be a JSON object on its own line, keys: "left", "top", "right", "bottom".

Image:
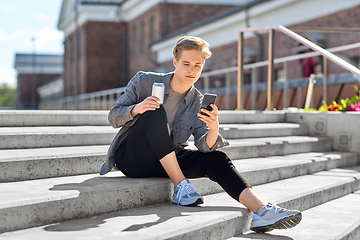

{"left": 0, "top": 126, "right": 117, "bottom": 135}
{"left": 0, "top": 136, "right": 337, "bottom": 183}
{"left": 235, "top": 151, "right": 357, "bottom": 173}
{"left": 0, "top": 136, "right": 330, "bottom": 161}
{"left": 218, "top": 123, "right": 308, "bottom": 139}
{"left": 0, "top": 110, "right": 109, "bottom": 127}
{"left": 227, "top": 135, "right": 330, "bottom": 144}
{"left": 0, "top": 152, "right": 354, "bottom": 208}
{"left": 0, "top": 125, "right": 308, "bottom": 150}
{"left": 1, "top": 167, "right": 359, "bottom": 239}
{"left": 219, "top": 122, "right": 304, "bottom": 129}
{"left": 0, "top": 145, "right": 109, "bottom": 161}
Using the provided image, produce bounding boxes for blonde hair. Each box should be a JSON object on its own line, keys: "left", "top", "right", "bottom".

{"left": 173, "top": 36, "right": 212, "bottom": 60}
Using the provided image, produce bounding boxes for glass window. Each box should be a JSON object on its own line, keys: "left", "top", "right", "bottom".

{"left": 132, "top": 26, "right": 137, "bottom": 56}
{"left": 150, "top": 17, "right": 155, "bottom": 42}
{"left": 141, "top": 22, "right": 145, "bottom": 53}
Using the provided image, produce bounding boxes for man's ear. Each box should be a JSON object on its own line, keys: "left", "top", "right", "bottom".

{"left": 173, "top": 58, "right": 177, "bottom": 68}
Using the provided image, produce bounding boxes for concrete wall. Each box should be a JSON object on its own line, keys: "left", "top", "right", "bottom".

{"left": 286, "top": 111, "right": 360, "bottom": 157}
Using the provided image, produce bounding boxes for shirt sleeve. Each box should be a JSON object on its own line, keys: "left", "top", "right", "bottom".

{"left": 192, "top": 120, "right": 229, "bottom": 152}
{"left": 108, "top": 72, "right": 143, "bottom": 128}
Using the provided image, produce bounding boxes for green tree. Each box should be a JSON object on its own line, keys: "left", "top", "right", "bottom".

{"left": 0, "top": 84, "right": 16, "bottom": 108}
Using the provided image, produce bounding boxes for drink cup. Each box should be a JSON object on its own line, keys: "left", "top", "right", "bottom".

{"left": 152, "top": 82, "right": 165, "bottom": 104}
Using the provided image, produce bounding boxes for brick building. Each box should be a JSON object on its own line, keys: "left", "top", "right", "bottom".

{"left": 14, "top": 54, "right": 62, "bottom": 109}
{"left": 58, "top": 0, "right": 240, "bottom": 97}
{"left": 56, "top": 0, "right": 360, "bottom": 110}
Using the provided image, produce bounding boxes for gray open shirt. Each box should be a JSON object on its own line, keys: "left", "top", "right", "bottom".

{"left": 100, "top": 71, "right": 229, "bottom": 175}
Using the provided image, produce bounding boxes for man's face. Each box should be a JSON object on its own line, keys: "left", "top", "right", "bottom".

{"left": 173, "top": 50, "right": 205, "bottom": 86}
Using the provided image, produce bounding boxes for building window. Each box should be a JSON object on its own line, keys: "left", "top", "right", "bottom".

{"left": 141, "top": 22, "right": 145, "bottom": 53}
{"left": 275, "top": 68, "right": 285, "bottom": 82}
{"left": 351, "top": 56, "right": 360, "bottom": 68}
{"left": 244, "top": 73, "right": 251, "bottom": 85}
{"left": 132, "top": 26, "right": 137, "bottom": 56}
{"left": 150, "top": 17, "right": 155, "bottom": 42}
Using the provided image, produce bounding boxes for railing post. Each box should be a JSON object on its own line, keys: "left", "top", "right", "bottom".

{"left": 225, "top": 72, "right": 231, "bottom": 110}
{"left": 203, "top": 76, "right": 209, "bottom": 93}
{"left": 114, "top": 93, "right": 119, "bottom": 105}
{"left": 91, "top": 96, "right": 95, "bottom": 110}
{"left": 267, "top": 29, "right": 274, "bottom": 110}
{"left": 102, "top": 95, "right": 107, "bottom": 110}
{"left": 251, "top": 67, "right": 257, "bottom": 110}
{"left": 297, "top": 87, "right": 302, "bottom": 108}
{"left": 283, "top": 61, "right": 289, "bottom": 109}
{"left": 237, "top": 31, "right": 244, "bottom": 110}
{"left": 323, "top": 57, "right": 329, "bottom": 105}
{"left": 305, "top": 74, "right": 316, "bottom": 109}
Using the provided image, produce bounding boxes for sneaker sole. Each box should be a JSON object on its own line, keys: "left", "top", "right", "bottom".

{"left": 250, "top": 212, "right": 302, "bottom": 233}
{"left": 172, "top": 198, "right": 204, "bottom": 206}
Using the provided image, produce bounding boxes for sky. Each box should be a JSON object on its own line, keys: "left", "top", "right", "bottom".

{"left": 0, "top": 0, "right": 64, "bottom": 87}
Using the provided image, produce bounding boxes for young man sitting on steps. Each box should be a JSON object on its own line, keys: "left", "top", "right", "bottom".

{"left": 100, "top": 36, "right": 302, "bottom": 233}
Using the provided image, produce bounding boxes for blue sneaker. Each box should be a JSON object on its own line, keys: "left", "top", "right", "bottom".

{"left": 250, "top": 202, "right": 302, "bottom": 233}
{"left": 172, "top": 178, "right": 204, "bottom": 206}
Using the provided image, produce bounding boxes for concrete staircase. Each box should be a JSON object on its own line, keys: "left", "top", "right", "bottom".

{"left": 0, "top": 110, "right": 359, "bottom": 240}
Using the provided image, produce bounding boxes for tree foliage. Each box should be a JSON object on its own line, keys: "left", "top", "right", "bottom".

{"left": 0, "top": 84, "right": 16, "bottom": 108}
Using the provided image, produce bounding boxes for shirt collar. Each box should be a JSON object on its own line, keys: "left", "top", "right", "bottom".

{"left": 164, "top": 72, "right": 195, "bottom": 106}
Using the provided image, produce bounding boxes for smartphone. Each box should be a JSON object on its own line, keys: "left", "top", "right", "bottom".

{"left": 199, "top": 93, "right": 217, "bottom": 117}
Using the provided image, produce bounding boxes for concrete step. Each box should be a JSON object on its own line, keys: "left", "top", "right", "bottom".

{"left": 219, "top": 123, "right": 308, "bottom": 139}
{"left": 212, "top": 136, "right": 332, "bottom": 160}
{"left": 0, "top": 155, "right": 357, "bottom": 233}
{"left": 218, "top": 110, "right": 286, "bottom": 124}
{"left": 235, "top": 152, "right": 359, "bottom": 186}
{"left": 0, "top": 135, "right": 333, "bottom": 182}
{"left": 0, "top": 123, "right": 306, "bottom": 150}
{"left": 0, "top": 126, "right": 118, "bottom": 149}
{"left": 1, "top": 166, "right": 360, "bottom": 239}
{"left": 0, "top": 110, "right": 286, "bottom": 127}
{"left": 0, "top": 145, "right": 109, "bottom": 182}
{"left": 0, "top": 110, "right": 109, "bottom": 127}
{"left": 232, "top": 190, "right": 360, "bottom": 240}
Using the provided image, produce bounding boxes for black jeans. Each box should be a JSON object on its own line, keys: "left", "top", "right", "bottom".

{"left": 115, "top": 106, "right": 250, "bottom": 200}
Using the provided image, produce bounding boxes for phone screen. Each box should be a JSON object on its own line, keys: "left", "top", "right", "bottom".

{"left": 199, "top": 93, "right": 217, "bottom": 117}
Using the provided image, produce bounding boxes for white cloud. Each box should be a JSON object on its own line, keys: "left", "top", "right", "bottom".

{"left": 0, "top": 68, "right": 17, "bottom": 87}
{"left": 0, "top": 29, "right": 6, "bottom": 41}
{"left": 36, "top": 13, "right": 48, "bottom": 21}
{"left": 8, "top": 28, "right": 32, "bottom": 41}
{"left": 0, "top": 5, "right": 16, "bottom": 14}
{"left": 3, "top": 27, "right": 64, "bottom": 53}
{"left": 31, "top": 28, "right": 64, "bottom": 51}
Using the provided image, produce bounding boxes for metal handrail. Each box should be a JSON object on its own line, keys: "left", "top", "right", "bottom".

{"left": 244, "top": 42, "right": 360, "bottom": 69}
{"left": 277, "top": 25, "right": 360, "bottom": 76}
{"left": 237, "top": 25, "right": 360, "bottom": 110}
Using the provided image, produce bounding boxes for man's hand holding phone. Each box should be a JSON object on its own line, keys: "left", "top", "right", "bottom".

{"left": 198, "top": 93, "right": 219, "bottom": 132}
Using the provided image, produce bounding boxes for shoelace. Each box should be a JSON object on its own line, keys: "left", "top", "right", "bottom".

{"left": 264, "top": 202, "right": 287, "bottom": 214}
{"left": 256, "top": 202, "right": 277, "bottom": 215}
{"left": 264, "top": 202, "right": 276, "bottom": 210}
{"left": 176, "top": 182, "right": 196, "bottom": 205}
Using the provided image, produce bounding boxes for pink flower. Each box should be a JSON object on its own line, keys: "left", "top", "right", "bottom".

{"left": 346, "top": 101, "right": 360, "bottom": 111}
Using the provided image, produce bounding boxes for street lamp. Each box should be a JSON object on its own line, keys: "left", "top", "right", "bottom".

{"left": 31, "top": 37, "right": 37, "bottom": 109}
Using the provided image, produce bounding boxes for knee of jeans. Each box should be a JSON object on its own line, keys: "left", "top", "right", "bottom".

{"left": 208, "top": 151, "right": 232, "bottom": 168}
{"left": 142, "top": 105, "right": 167, "bottom": 121}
